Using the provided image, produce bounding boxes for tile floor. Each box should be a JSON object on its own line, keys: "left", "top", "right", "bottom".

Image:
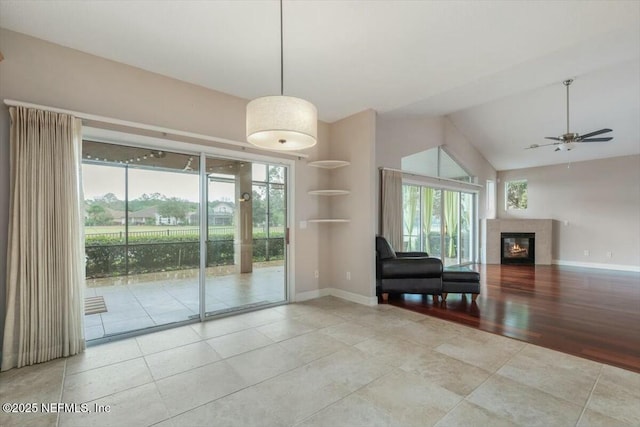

{"left": 84, "top": 265, "right": 286, "bottom": 340}
{"left": 1, "top": 296, "right": 639, "bottom": 427}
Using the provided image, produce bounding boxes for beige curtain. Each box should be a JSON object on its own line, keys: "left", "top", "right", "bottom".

{"left": 380, "top": 169, "right": 403, "bottom": 251}
{"left": 2, "top": 107, "right": 85, "bottom": 371}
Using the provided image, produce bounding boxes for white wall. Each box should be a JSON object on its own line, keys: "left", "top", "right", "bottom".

{"left": 0, "top": 29, "right": 327, "bottom": 347}
{"left": 498, "top": 155, "right": 640, "bottom": 270}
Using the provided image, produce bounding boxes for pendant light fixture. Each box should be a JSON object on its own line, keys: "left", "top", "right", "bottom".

{"left": 246, "top": 0, "right": 317, "bottom": 151}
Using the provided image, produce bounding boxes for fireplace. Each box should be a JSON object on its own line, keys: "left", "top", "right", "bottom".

{"left": 501, "top": 232, "right": 535, "bottom": 265}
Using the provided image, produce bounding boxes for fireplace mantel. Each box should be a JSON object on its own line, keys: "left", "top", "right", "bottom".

{"left": 482, "top": 219, "right": 552, "bottom": 265}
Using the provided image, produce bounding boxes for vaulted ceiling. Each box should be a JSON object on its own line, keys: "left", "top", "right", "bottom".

{"left": 1, "top": 0, "right": 638, "bottom": 170}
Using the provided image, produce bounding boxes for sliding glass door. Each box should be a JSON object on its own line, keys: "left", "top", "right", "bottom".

{"left": 402, "top": 183, "right": 476, "bottom": 266}
{"left": 82, "top": 142, "right": 200, "bottom": 339}
{"left": 204, "top": 157, "right": 287, "bottom": 317}
{"left": 82, "top": 141, "right": 288, "bottom": 341}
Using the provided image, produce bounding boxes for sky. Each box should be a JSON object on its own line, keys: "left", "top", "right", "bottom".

{"left": 82, "top": 163, "right": 235, "bottom": 202}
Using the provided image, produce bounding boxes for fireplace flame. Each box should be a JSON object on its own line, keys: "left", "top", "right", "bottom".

{"left": 509, "top": 243, "right": 528, "bottom": 256}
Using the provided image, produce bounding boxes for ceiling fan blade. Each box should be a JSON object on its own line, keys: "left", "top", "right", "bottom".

{"left": 579, "top": 128, "right": 612, "bottom": 139}
{"left": 579, "top": 137, "right": 613, "bottom": 142}
{"left": 544, "top": 137, "right": 562, "bottom": 141}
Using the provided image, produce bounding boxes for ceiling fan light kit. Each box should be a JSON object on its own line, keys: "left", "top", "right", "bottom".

{"left": 527, "top": 78, "right": 613, "bottom": 152}
{"left": 246, "top": 0, "right": 318, "bottom": 151}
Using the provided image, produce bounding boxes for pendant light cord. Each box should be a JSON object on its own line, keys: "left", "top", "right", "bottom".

{"left": 280, "top": 0, "right": 284, "bottom": 96}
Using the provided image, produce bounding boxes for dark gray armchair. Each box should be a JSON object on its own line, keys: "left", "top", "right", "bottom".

{"left": 375, "top": 235, "right": 443, "bottom": 302}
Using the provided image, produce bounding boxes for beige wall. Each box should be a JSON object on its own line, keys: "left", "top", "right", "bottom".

{"left": 376, "top": 114, "right": 497, "bottom": 219}
{"left": 324, "top": 110, "right": 377, "bottom": 301}
{"left": 375, "top": 114, "right": 497, "bottom": 262}
{"left": 497, "top": 155, "right": 640, "bottom": 269}
{"left": 0, "top": 29, "right": 329, "bottom": 346}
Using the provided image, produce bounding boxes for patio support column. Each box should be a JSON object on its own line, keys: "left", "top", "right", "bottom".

{"left": 235, "top": 163, "right": 253, "bottom": 273}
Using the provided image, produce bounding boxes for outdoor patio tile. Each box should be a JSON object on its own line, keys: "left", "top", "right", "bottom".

{"left": 150, "top": 309, "right": 197, "bottom": 325}
{"left": 99, "top": 306, "right": 148, "bottom": 321}
{"left": 84, "top": 313, "right": 103, "bottom": 327}
{"left": 84, "top": 325, "right": 105, "bottom": 341}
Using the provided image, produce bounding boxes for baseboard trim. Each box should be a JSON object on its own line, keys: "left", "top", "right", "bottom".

{"left": 294, "top": 288, "right": 331, "bottom": 302}
{"left": 328, "top": 288, "right": 379, "bottom": 306}
{"left": 552, "top": 259, "right": 640, "bottom": 273}
{"left": 294, "top": 288, "right": 378, "bottom": 306}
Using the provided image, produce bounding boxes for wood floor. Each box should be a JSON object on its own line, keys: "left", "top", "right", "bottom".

{"left": 386, "top": 264, "right": 640, "bottom": 373}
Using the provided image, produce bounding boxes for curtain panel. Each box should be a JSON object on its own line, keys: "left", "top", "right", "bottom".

{"left": 380, "top": 169, "right": 403, "bottom": 251}
{"left": 2, "top": 107, "right": 85, "bottom": 371}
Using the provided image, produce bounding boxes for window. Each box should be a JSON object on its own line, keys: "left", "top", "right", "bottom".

{"left": 402, "top": 183, "right": 476, "bottom": 266}
{"left": 505, "top": 179, "right": 528, "bottom": 210}
{"left": 486, "top": 180, "right": 496, "bottom": 216}
{"left": 401, "top": 146, "right": 474, "bottom": 183}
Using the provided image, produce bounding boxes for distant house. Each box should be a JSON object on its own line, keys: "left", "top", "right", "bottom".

{"left": 104, "top": 206, "right": 196, "bottom": 226}
{"left": 129, "top": 206, "right": 160, "bottom": 225}
{"left": 209, "top": 201, "right": 235, "bottom": 226}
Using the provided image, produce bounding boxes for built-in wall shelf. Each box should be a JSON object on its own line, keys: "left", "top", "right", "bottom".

{"left": 307, "top": 190, "right": 350, "bottom": 196}
{"left": 307, "top": 160, "right": 350, "bottom": 169}
{"left": 307, "top": 160, "right": 350, "bottom": 223}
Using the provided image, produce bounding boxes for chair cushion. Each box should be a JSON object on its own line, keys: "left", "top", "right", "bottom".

{"left": 442, "top": 271, "right": 480, "bottom": 283}
{"left": 376, "top": 236, "right": 397, "bottom": 260}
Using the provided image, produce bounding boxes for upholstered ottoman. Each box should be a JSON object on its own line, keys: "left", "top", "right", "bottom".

{"left": 442, "top": 270, "right": 480, "bottom": 302}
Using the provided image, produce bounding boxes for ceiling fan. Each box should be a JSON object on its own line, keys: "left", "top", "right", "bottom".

{"left": 527, "top": 79, "right": 613, "bottom": 152}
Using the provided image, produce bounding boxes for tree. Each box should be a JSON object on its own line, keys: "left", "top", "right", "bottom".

{"left": 85, "top": 204, "right": 113, "bottom": 226}
{"left": 93, "top": 193, "right": 125, "bottom": 210}
{"left": 158, "top": 197, "right": 191, "bottom": 224}
{"left": 506, "top": 180, "right": 528, "bottom": 210}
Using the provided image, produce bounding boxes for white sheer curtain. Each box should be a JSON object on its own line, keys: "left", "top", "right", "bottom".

{"left": 380, "top": 169, "right": 403, "bottom": 251}
{"left": 2, "top": 107, "right": 85, "bottom": 371}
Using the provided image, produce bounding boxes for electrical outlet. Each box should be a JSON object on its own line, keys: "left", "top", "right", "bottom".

{"left": 314, "top": 270, "right": 319, "bottom": 278}
{"left": 346, "top": 271, "right": 351, "bottom": 281}
{"left": 584, "top": 250, "right": 589, "bottom": 256}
